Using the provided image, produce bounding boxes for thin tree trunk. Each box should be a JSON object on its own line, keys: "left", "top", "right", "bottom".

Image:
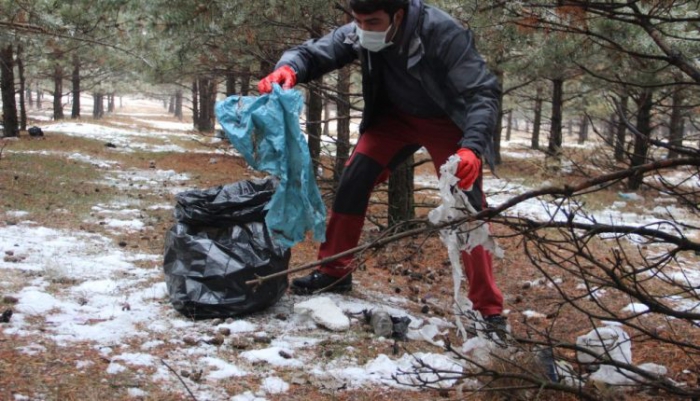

{"left": 506, "top": 110, "right": 513, "bottom": 141}
{"left": 108, "top": 93, "right": 115, "bottom": 113}
{"left": 197, "top": 77, "right": 216, "bottom": 132}
{"left": 71, "top": 53, "right": 81, "bottom": 119}
{"left": 628, "top": 88, "right": 654, "bottom": 190}
{"left": 492, "top": 68, "right": 504, "bottom": 165}
{"left": 53, "top": 64, "right": 64, "bottom": 120}
{"left": 26, "top": 85, "right": 33, "bottom": 108}
{"left": 532, "top": 88, "right": 542, "bottom": 150}
{"left": 226, "top": 71, "right": 236, "bottom": 96}
{"left": 307, "top": 78, "right": 323, "bottom": 175}
{"left": 548, "top": 78, "right": 564, "bottom": 158}
{"left": 240, "top": 66, "right": 251, "bottom": 96}
{"left": 92, "top": 91, "right": 104, "bottom": 119}
{"left": 168, "top": 96, "right": 175, "bottom": 114}
{"left": 17, "top": 44, "right": 27, "bottom": 131}
{"left": 174, "top": 89, "right": 183, "bottom": 120}
{"left": 667, "top": 85, "right": 685, "bottom": 159}
{"left": 192, "top": 80, "right": 199, "bottom": 130}
{"left": 1, "top": 45, "right": 18, "bottom": 137}
{"left": 36, "top": 82, "right": 42, "bottom": 109}
{"left": 388, "top": 155, "right": 415, "bottom": 228}
{"left": 615, "top": 94, "right": 629, "bottom": 162}
{"left": 334, "top": 67, "right": 351, "bottom": 186}
{"left": 578, "top": 116, "right": 589, "bottom": 144}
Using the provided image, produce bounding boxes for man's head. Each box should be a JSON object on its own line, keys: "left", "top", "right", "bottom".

{"left": 349, "top": 0, "right": 408, "bottom": 32}
{"left": 349, "top": 0, "right": 408, "bottom": 52}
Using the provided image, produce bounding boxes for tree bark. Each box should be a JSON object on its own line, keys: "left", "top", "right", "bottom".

{"left": 506, "top": 110, "right": 513, "bottom": 141}
{"left": 226, "top": 71, "right": 236, "bottom": 96}
{"left": 197, "top": 77, "right": 216, "bottom": 132}
{"left": 174, "top": 89, "right": 183, "bottom": 120}
{"left": 36, "top": 82, "right": 42, "bottom": 109}
{"left": 548, "top": 78, "right": 564, "bottom": 158}
{"left": 578, "top": 116, "right": 589, "bottom": 144}
{"left": 92, "top": 91, "right": 104, "bottom": 119}
{"left": 107, "top": 93, "right": 115, "bottom": 113}
{"left": 53, "top": 64, "right": 64, "bottom": 120}
{"left": 532, "top": 88, "right": 542, "bottom": 150}
{"left": 71, "top": 53, "right": 81, "bottom": 119}
{"left": 307, "top": 78, "right": 323, "bottom": 176}
{"left": 492, "top": 68, "right": 504, "bottom": 165}
{"left": 26, "top": 85, "right": 33, "bottom": 108}
{"left": 240, "top": 65, "right": 251, "bottom": 96}
{"left": 388, "top": 155, "right": 415, "bottom": 228}
{"left": 1, "top": 45, "right": 18, "bottom": 137}
{"left": 17, "top": 44, "right": 27, "bottom": 131}
{"left": 192, "top": 80, "right": 199, "bottom": 130}
{"left": 667, "top": 85, "right": 685, "bottom": 159}
{"left": 628, "top": 88, "right": 653, "bottom": 190}
{"left": 334, "top": 67, "right": 351, "bottom": 186}
{"left": 614, "top": 94, "right": 629, "bottom": 162}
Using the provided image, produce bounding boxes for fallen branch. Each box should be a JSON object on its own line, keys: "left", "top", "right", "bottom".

{"left": 161, "top": 359, "right": 198, "bottom": 401}
{"left": 246, "top": 157, "right": 700, "bottom": 287}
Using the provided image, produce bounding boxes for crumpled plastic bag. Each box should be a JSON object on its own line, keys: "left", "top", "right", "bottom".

{"left": 215, "top": 85, "right": 326, "bottom": 248}
{"left": 428, "top": 155, "right": 503, "bottom": 340}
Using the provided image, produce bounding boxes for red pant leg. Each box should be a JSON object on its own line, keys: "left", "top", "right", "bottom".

{"left": 462, "top": 246, "right": 503, "bottom": 316}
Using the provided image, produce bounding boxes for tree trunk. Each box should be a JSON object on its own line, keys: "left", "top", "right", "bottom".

{"left": 192, "top": 80, "right": 199, "bottom": 130}
{"left": 531, "top": 88, "right": 542, "bottom": 150}
{"left": 92, "top": 91, "right": 104, "bottom": 119}
{"left": 506, "top": 110, "right": 513, "bottom": 141}
{"left": 197, "top": 77, "right": 216, "bottom": 132}
{"left": 53, "top": 64, "right": 64, "bottom": 120}
{"left": 578, "top": 116, "right": 589, "bottom": 144}
{"left": 492, "top": 68, "right": 504, "bottom": 165}
{"left": 17, "top": 44, "right": 27, "bottom": 131}
{"left": 667, "top": 85, "right": 685, "bottom": 159}
{"left": 334, "top": 67, "right": 351, "bottom": 186}
{"left": 307, "top": 78, "right": 323, "bottom": 176}
{"left": 240, "top": 66, "right": 251, "bottom": 96}
{"left": 174, "top": 89, "right": 183, "bottom": 120}
{"left": 614, "top": 94, "right": 629, "bottom": 162}
{"left": 226, "top": 71, "right": 236, "bottom": 96}
{"left": 548, "top": 78, "right": 564, "bottom": 158}
{"left": 71, "top": 53, "right": 81, "bottom": 119}
{"left": 168, "top": 96, "right": 175, "bottom": 114}
{"left": 107, "top": 93, "right": 115, "bottom": 113}
{"left": 36, "top": 82, "right": 42, "bottom": 109}
{"left": 628, "top": 88, "right": 653, "bottom": 190}
{"left": 26, "top": 85, "right": 33, "bottom": 108}
{"left": 323, "top": 100, "right": 330, "bottom": 140}
{"left": 1, "top": 45, "right": 18, "bottom": 137}
{"left": 388, "top": 155, "right": 415, "bottom": 228}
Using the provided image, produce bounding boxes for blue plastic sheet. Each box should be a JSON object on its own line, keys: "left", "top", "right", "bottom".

{"left": 215, "top": 85, "right": 326, "bottom": 248}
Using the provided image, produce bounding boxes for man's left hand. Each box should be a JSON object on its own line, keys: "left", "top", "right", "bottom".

{"left": 455, "top": 148, "right": 481, "bottom": 190}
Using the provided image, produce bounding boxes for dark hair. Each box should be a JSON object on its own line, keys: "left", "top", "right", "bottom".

{"left": 349, "top": 0, "right": 408, "bottom": 16}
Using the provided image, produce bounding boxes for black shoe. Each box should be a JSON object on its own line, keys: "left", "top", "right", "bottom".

{"left": 483, "top": 314, "right": 510, "bottom": 346}
{"left": 291, "top": 270, "right": 352, "bottom": 295}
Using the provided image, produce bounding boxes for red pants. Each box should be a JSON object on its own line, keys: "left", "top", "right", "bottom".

{"left": 318, "top": 110, "right": 504, "bottom": 316}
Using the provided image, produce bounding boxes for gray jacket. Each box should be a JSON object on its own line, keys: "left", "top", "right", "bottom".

{"left": 276, "top": 0, "right": 501, "bottom": 167}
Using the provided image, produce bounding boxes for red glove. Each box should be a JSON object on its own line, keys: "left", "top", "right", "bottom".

{"left": 455, "top": 148, "right": 481, "bottom": 189}
{"left": 258, "top": 65, "right": 297, "bottom": 94}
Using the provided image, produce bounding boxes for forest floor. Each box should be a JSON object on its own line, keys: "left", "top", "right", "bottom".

{"left": 0, "top": 96, "right": 698, "bottom": 401}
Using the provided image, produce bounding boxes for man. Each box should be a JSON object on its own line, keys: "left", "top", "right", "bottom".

{"left": 258, "top": 0, "right": 506, "bottom": 330}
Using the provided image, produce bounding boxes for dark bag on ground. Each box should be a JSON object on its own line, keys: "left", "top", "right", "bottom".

{"left": 163, "top": 177, "right": 290, "bottom": 319}
{"left": 28, "top": 126, "right": 44, "bottom": 137}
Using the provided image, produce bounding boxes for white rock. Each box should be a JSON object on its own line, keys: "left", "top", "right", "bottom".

{"left": 294, "top": 296, "right": 350, "bottom": 331}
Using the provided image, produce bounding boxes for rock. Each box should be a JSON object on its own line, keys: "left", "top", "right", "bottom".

{"left": 218, "top": 327, "right": 231, "bottom": 336}
{"left": 294, "top": 296, "right": 350, "bottom": 331}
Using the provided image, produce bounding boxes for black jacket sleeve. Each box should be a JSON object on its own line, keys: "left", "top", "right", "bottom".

{"left": 275, "top": 23, "right": 359, "bottom": 83}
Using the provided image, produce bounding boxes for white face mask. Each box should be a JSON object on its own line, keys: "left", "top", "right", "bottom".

{"left": 356, "top": 23, "right": 394, "bottom": 52}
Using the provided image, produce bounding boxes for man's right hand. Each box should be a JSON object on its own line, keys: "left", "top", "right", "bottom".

{"left": 258, "top": 65, "right": 297, "bottom": 94}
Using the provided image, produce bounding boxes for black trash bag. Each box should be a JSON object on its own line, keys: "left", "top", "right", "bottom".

{"left": 28, "top": 126, "right": 44, "bottom": 137}
{"left": 163, "top": 178, "right": 290, "bottom": 319}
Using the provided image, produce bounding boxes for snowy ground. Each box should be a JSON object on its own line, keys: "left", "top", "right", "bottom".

{"left": 1, "top": 96, "right": 698, "bottom": 399}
